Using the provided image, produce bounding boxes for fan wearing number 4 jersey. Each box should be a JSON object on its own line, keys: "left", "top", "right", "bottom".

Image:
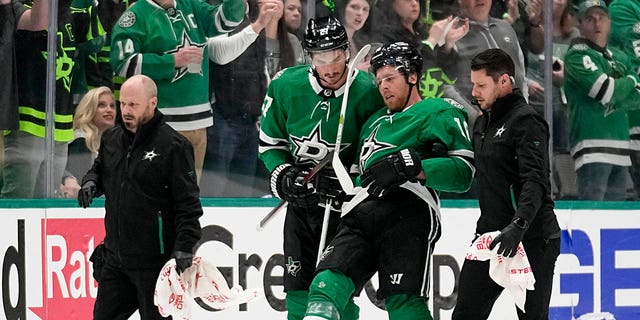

{"left": 564, "top": 0, "right": 640, "bottom": 200}
{"left": 258, "top": 16, "right": 384, "bottom": 320}
{"left": 302, "top": 42, "right": 474, "bottom": 320}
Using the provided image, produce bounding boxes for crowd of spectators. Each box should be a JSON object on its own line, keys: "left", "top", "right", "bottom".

{"left": 3, "top": 0, "right": 640, "bottom": 200}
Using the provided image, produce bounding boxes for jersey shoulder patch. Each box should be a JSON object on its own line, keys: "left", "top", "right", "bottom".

{"left": 634, "top": 22, "right": 640, "bottom": 34}
{"left": 118, "top": 11, "right": 136, "bottom": 28}
{"left": 443, "top": 98, "right": 465, "bottom": 111}
{"left": 570, "top": 43, "right": 589, "bottom": 51}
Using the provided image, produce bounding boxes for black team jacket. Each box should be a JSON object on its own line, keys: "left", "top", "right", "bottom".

{"left": 82, "top": 109, "right": 203, "bottom": 269}
{"left": 472, "top": 90, "right": 561, "bottom": 240}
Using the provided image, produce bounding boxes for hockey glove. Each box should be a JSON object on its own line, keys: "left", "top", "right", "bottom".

{"left": 270, "top": 163, "right": 320, "bottom": 209}
{"left": 172, "top": 250, "right": 193, "bottom": 275}
{"left": 314, "top": 166, "right": 346, "bottom": 207}
{"left": 489, "top": 218, "right": 528, "bottom": 258}
{"left": 361, "top": 148, "right": 422, "bottom": 197}
{"left": 78, "top": 180, "right": 97, "bottom": 208}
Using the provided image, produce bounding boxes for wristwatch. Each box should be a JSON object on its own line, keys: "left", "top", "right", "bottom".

{"left": 512, "top": 217, "right": 529, "bottom": 230}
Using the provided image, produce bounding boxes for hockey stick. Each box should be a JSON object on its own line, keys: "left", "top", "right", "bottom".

{"left": 256, "top": 150, "right": 335, "bottom": 231}
{"left": 332, "top": 43, "right": 375, "bottom": 195}
{"left": 316, "top": 199, "right": 332, "bottom": 266}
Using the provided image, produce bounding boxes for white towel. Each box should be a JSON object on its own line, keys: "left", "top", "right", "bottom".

{"left": 465, "top": 231, "right": 536, "bottom": 311}
{"left": 154, "top": 256, "right": 261, "bottom": 319}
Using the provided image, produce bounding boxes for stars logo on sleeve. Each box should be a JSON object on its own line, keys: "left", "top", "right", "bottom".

{"left": 286, "top": 256, "right": 301, "bottom": 277}
{"left": 143, "top": 149, "right": 160, "bottom": 162}
{"left": 494, "top": 124, "right": 507, "bottom": 138}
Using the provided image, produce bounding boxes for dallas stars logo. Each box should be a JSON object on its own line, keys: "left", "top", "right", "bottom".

{"left": 165, "top": 31, "right": 206, "bottom": 82}
{"left": 290, "top": 122, "right": 347, "bottom": 164}
{"left": 494, "top": 124, "right": 507, "bottom": 138}
{"left": 286, "top": 257, "right": 301, "bottom": 276}
{"left": 143, "top": 149, "right": 160, "bottom": 162}
{"left": 359, "top": 124, "right": 395, "bottom": 169}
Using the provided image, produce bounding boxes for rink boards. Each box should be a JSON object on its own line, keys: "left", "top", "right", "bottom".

{"left": 0, "top": 199, "right": 638, "bottom": 320}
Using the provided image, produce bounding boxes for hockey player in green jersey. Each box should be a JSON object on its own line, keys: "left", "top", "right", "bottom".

{"left": 564, "top": 0, "right": 640, "bottom": 200}
{"left": 110, "top": 0, "right": 244, "bottom": 181}
{"left": 303, "top": 42, "right": 475, "bottom": 320}
{"left": 258, "top": 16, "right": 384, "bottom": 320}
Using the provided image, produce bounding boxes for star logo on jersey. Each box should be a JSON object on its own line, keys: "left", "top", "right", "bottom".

{"left": 286, "top": 256, "right": 301, "bottom": 277}
{"left": 494, "top": 124, "right": 507, "bottom": 138}
{"left": 142, "top": 149, "right": 160, "bottom": 162}
{"left": 290, "top": 122, "right": 344, "bottom": 164}
{"left": 165, "top": 31, "right": 206, "bottom": 82}
{"left": 359, "top": 124, "right": 395, "bottom": 169}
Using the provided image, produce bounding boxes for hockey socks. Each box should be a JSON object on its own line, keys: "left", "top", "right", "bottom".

{"left": 287, "top": 290, "right": 309, "bottom": 320}
{"left": 385, "top": 294, "right": 433, "bottom": 320}
{"left": 304, "top": 269, "right": 358, "bottom": 320}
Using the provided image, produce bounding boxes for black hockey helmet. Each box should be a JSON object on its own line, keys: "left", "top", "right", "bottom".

{"left": 370, "top": 41, "right": 423, "bottom": 76}
{"left": 302, "top": 16, "right": 349, "bottom": 53}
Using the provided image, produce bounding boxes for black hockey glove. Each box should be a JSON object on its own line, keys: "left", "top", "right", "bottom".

{"left": 172, "top": 250, "right": 193, "bottom": 275}
{"left": 78, "top": 180, "right": 97, "bottom": 208}
{"left": 489, "top": 218, "right": 528, "bottom": 258}
{"left": 361, "top": 148, "right": 422, "bottom": 197}
{"left": 270, "top": 163, "right": 319, "bottom": 209}
{"left": 314, "top": 167, "right": 346, "bottom": 206}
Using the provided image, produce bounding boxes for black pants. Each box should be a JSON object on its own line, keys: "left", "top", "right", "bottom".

{"left": 452, "top": 237, "right": 560, "bottom": 320}
{"left": 93, "top": 262, "right": 166, "bottom": 320}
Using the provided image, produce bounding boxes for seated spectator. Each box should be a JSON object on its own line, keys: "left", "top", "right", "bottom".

{"left": 283, "top": 0, "right": 303, "bottom": 39}
{"left": 60, "top": 86, "right": 116, "bottom": 198}
{"left": 263, "top": 0, "right": 306, "bottom": 77}
{"left": 335, "top": 0, "right": 372, "bottom": 61}
{"left": 564, "top": 0, "right": 640, "bottom": 200}
{"left": 370, "top": 0, "right": 427, "bottom": 48}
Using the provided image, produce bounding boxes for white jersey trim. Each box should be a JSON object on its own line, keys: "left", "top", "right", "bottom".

{"left": 573, "top": 153, "right": 631, "bottom": 170}
{"left": 159, "top": 103, "right": 211, "bottom": 115}
{"left": 118, "top": 54, "right": 142, "bottom": 77}
{"left": 571, "top": 139, "right": 630, "bottom": 151}
{"left": 165, "top": 118, "right": 213, "bottom": 131}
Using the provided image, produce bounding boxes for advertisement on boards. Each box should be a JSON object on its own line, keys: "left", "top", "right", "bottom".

{"left": 0, "top": 205, "right": 637, "bottom": 320}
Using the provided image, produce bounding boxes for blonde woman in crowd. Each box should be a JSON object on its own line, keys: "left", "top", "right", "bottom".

{"left": 59, "top": 86, "right": 116, "bottom": 198}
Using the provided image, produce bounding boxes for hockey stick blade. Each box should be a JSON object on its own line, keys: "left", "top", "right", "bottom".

{"left": 256, "top": 151, "right": 336, "bottom": 231}
{"left": 332, "top": 44, "right": 373, "bottom": 195}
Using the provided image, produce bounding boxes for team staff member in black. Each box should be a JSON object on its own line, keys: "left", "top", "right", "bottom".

{"left": 452, "top": 49, "right": 561, "bottom": 320}
{"left": 78, "top": 74, "right": 203, "bottom": 320}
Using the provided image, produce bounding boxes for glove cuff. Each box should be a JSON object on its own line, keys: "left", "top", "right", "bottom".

{"left": 270, "top": 163, "right": 292, "bottom": 200}
{"left": 511, "top": 217, "right": 529, "bottom": 230}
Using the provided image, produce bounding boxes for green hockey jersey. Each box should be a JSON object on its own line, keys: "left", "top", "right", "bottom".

{"left": 259, "top": 65, "right": 385, "bottom": 172}
{"left": 563, "top": 38, "right": 640, "bottom": 169}
{"left": 110, "top": 0, "right": 243, "bottom": 131}
{"left": 356, "top": 98, "right": 475, "bottom": 193}
{"left": 609, "top": 0, "right": 640, "bottom": 152}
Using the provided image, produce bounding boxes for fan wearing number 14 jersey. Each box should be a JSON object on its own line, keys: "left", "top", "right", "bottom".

{"left": 258, "top": 16, "right": 384, "bottom": 320}
{"left": 302, "top": 42, "right": 474, "bottom": 320}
